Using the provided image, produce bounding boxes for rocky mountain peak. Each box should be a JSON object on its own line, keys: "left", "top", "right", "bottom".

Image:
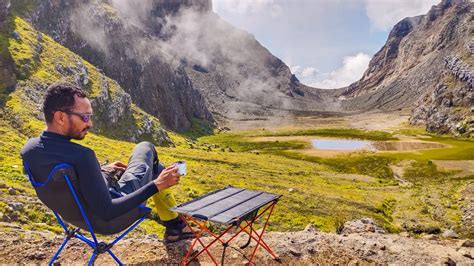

{"left": 338, "top": 0, "right": 471, "bottom": 112}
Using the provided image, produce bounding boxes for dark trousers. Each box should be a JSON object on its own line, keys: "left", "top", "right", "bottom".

{"left": 105, "top": 141, "right": 164, "bottom": 196}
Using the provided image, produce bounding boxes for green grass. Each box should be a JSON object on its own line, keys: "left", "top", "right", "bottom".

{"left": 382, "top": 136, "right": 474, "bottom": 161}
{"left": 265, "top": 128, "right": 396, "bottom": 141}
{"left": 195, "top": 127, "right": 473, "bottom": 236}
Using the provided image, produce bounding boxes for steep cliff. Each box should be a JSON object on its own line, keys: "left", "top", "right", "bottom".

{"left": 0, "top": 3, "right": 172, "bottom": 145}
{"left": 409, "top": 53, "right": 473, "bottom": 135}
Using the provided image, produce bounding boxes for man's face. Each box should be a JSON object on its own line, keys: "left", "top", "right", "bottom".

{"left": 64, "top": 96, "right": 93, "bottom": 140}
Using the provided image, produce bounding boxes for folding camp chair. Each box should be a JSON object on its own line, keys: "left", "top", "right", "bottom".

{"left": 171, "top": 186, "right": 281, "bottom": 265}
{"left": 23, "top": 161, "right": 151, "bottom": 266}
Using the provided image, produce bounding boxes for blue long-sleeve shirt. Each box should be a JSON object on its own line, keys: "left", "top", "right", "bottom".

{"left": 21, "top": 131, "right": 158, "bottom": 221}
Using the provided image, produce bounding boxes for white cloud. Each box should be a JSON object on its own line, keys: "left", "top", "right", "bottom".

{"left": 290, "top": 65, "right": 319, "bottom": 80}
{"left": 213, "top": 0, "right": 282, "bottom": 17}
{"left": 301, "top": 67, "right": 318, "bottom": 78}
{"left": 309, "top": 53, "right": 371, "bottom": 89}
{"left": 365, "top": 0, "right": 439, "bottom": 31}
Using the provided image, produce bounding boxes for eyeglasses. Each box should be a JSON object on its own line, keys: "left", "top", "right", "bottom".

{"left": 58, "top": 110, "right": 93, "bottom": 122}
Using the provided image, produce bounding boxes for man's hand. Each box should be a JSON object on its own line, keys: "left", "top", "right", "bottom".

{"left": 154, "top": 165, "right": 180, "bottom": 191}
{"left": 104, "top": 161, "right": 127, "bottom": 172}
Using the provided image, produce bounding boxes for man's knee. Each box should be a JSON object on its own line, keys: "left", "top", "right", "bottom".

{"left": 132, "top": 141, "right": 158, "bottom": 160}
{"left": 136, "top": 141, "right": 155, "bottom": 150}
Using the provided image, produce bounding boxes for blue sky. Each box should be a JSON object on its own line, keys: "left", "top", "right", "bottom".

{"left": 212, "top": 0, "right": 439, "bottom": 89}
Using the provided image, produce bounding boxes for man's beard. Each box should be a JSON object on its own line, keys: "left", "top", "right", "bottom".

{"left": 66, "top": 123, "right": 89, "bottom": 140}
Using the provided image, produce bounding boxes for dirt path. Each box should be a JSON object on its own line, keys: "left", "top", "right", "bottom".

{"left": 389, "top": 160, "right": 415, "bottom": 187}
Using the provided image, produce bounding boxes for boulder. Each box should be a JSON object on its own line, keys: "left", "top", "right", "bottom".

{"left": 442, "top": 229, "right": 459, "bottom": 238}
{"left": 340, "top": 218, "right": 386, "bottom": 234}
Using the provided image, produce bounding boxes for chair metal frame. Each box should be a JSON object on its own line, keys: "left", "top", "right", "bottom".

{"left": 23, "top": 162, "right": 151, "bottom": 266}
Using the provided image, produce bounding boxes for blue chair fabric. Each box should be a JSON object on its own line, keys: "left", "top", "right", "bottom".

{"left": 23, "top": 161, "right": 151, "bottom": 266}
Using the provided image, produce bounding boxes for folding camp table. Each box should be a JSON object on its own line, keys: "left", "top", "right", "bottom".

{"left": 170, "top": 186, "right": 281, "bottom": 265}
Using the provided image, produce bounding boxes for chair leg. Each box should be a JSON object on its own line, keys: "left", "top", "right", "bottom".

{"left": 48, "top": 236, "right": 70, "bottom": 266}
{"left": 87, "top": 252, "right": 97, "bottom": 266}
{"left": 107, "top": 250, "right": 123, "bottom": 266}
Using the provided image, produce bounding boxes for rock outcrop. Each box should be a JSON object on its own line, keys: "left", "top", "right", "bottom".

{"left": 0, "top": 0, "right": 17, "bottom": 107}
{"left": 340, "top": 218, "right": 386, "bottom": 234}
{"left": 409, "top": 55, "right": 473, "bottom": 136}
{"left": 445, "top": 55, "right": 474, "bottom": 88}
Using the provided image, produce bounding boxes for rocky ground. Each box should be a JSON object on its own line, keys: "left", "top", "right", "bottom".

{"left": 0, "top": 219, "right": 473, "bottom": 265}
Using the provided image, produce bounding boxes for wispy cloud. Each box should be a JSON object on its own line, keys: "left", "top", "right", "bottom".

{"left": 307, "top": 53, "right": 371, "bottom": 89}
{"left": 365, "top": 0, "right": 439, "bottom": 31}
{"left": 291, "top": 65, "right": 318, "bottom": 79}
{"left": 213, "top": 0, "right": 283, "bottom": 17}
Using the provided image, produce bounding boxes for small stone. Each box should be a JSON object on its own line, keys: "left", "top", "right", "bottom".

{"left": 307, "top": 247, "right": 316, "bottom": 254}
{"left": 364, "top": 250, "right": 377, "bottom": 256}
{"left": 26, "top": 252, "right": 47, "bottom": 260}
{"left": 289, "top": 247, "right": 302, "bottom": 257}
{"left": 304, "top": 223, "right": 318, "bottom": 232}
{"left": 461, "top": 239, "right": 474, "bottom": 247}
{"left": 442, "top": 229, "right": 459, "bottom": 239}
{"left": 146, "top": 234, "right": 159, "bottom": 240}
{"left": 288, "top": 188, "right": 295, "bottom": 193}
{"left": 7, "top": 202, "right": 24, "bottom": 211}
{"left": 11, "top": 31, "right": 21, "bottom": 40}
{"left": 8, "top": 187, "right": 17, "bottom": 195}
{"left": 0, "top": 213, "right": 11, "bottom": 222}
{"left": 422, "top": 234, "right": 439, "bottom": 240}
{"left": 444, "top": 257, "right": 456, "bottom": 266}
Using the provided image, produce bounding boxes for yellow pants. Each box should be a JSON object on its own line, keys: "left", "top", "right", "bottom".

{"left": 151, "top": 188, "right": 178, "bottom": 221}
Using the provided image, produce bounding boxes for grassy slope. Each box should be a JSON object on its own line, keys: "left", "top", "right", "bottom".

{"left": 5, "top": 17, "right": 167, "bottom": 144}
{"left": 198, "top": 128, "right": 474, "bottom": 236}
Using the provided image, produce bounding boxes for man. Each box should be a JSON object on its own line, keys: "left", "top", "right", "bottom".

{"left": 21, "top": 82, "right": 192, "bottom": 242}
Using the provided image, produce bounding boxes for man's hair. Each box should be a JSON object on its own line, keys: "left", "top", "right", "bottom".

{"left": 43, "top": 82, "right": 87, "bottom": 123}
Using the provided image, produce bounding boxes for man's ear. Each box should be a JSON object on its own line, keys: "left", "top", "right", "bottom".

{"left": 53, "top": 111, "right": 66, "bottom": 126}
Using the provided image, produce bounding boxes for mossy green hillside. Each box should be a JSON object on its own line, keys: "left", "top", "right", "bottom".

{"left": 5, "top": 17, "right": 169, "bottom": 144}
